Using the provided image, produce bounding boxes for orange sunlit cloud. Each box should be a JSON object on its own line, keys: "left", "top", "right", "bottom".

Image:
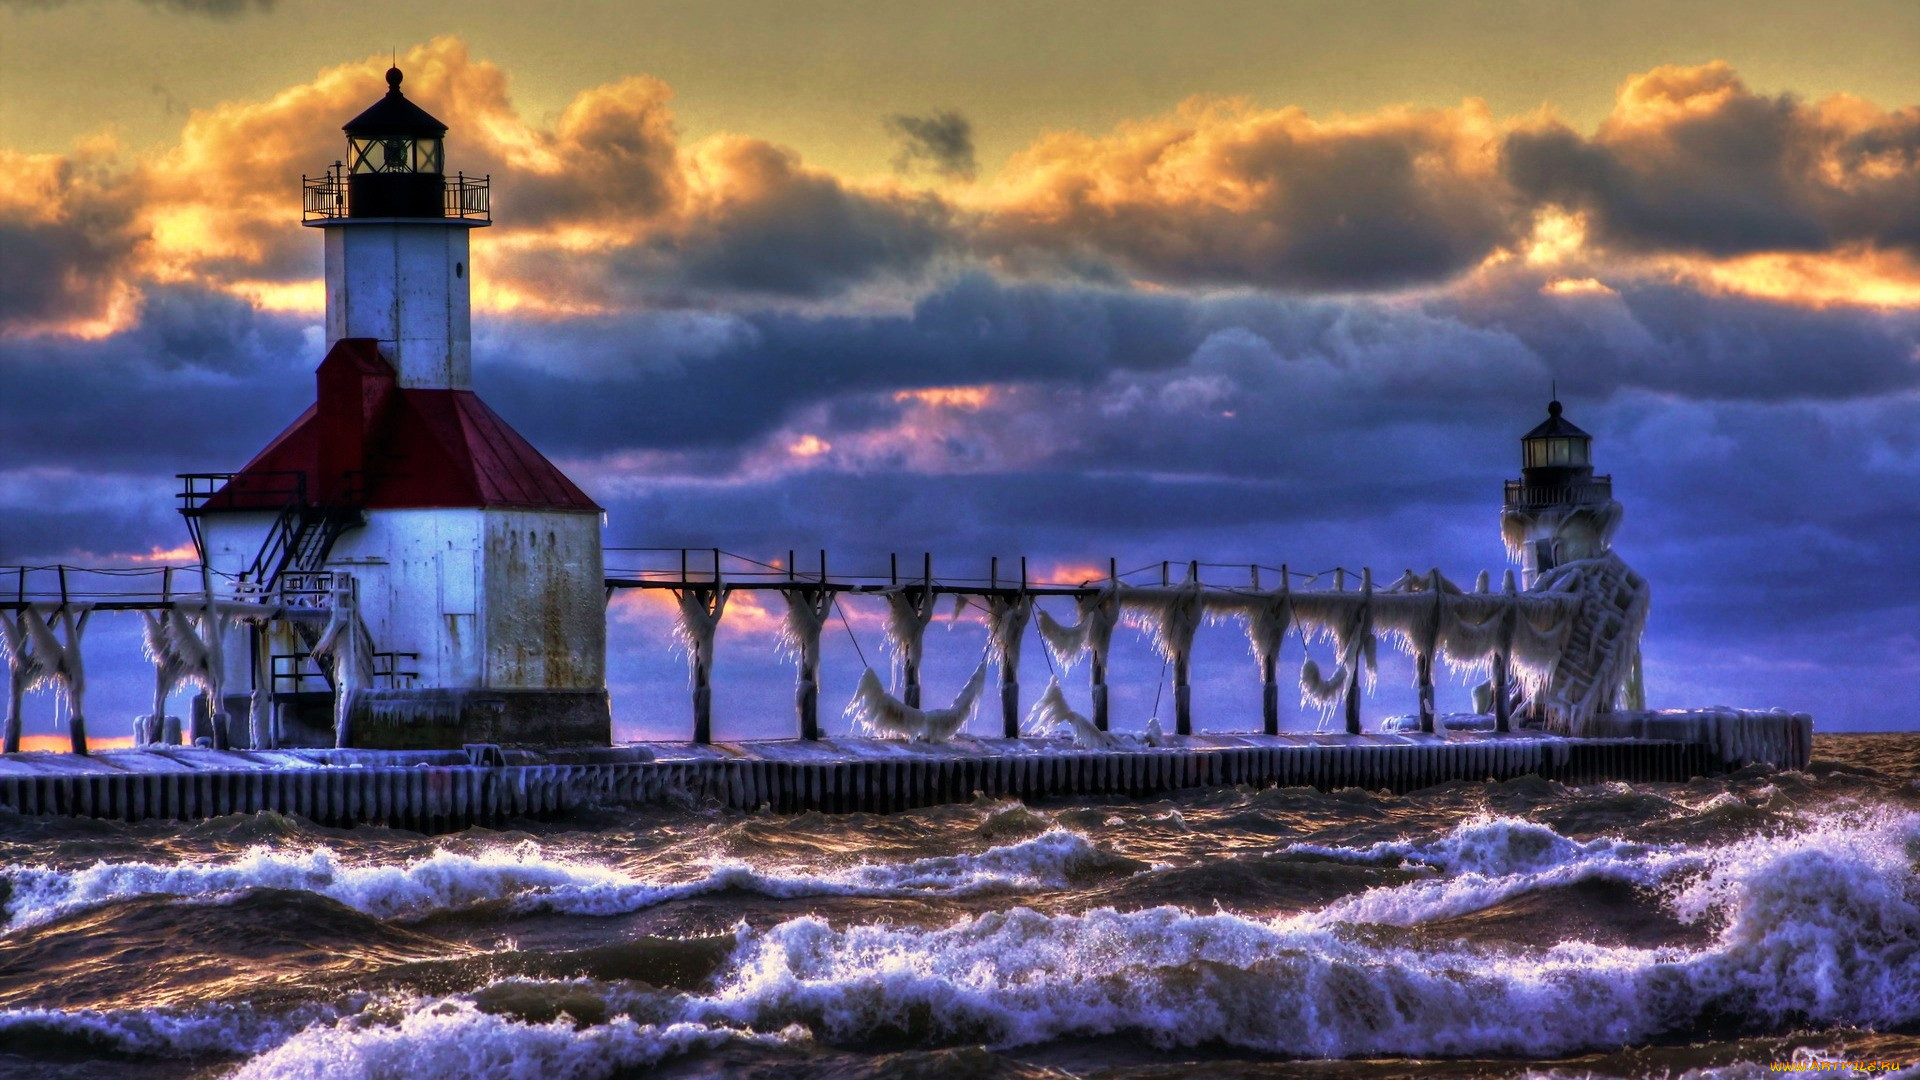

{"left": 10, "top": 45, "right": 1920, "bottom": 344}
{"left": 892, "top": 386, "right": 996, "bottom": 410}
{"left": 1667, "top": 246, "right": 1920, "bottom": 309}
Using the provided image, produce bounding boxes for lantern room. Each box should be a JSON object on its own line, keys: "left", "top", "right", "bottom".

{"left": 1520, "top": 400, "right": 1593, "bottom": 471}
{"left": 341, "top": 67, "right": 448, "bottom": 218}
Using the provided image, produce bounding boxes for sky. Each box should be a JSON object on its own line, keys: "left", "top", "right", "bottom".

{"left": 1, "top": 0, "right": 1917, "bottom": 742}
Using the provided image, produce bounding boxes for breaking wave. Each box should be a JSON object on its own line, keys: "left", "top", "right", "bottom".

{"left": 228, "top": 1003, "right": 802, "bottom": 1080}
{"left": 0, "top": 828, "right": 1132, "bottom": 930}
{"left": 1284, "top": 815, "right": 1698, "bottom": 927}
{"left": 663, "top": 810, "right": 1920, "bottom": 1057}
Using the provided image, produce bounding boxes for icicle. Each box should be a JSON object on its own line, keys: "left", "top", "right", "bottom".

{"left": 1036, "top": 584, "right": 1118, "bottom": 670}
{"left": 23, "top": 604, "right": 92, "bottom": 754}
{"left": 985, "top": 593, "right": 1033, "bottom": 679}
{"left": 1024, "top": 676, "right": 1115, "bottom": 748}
{"left": 883, "top": 588, "right": 938, "bottom": 688}
{"left": 844, "top": 659, "right": 986, "bottom": 743}
{"left": 1121, "top": 579, "right": 1204, "bottom": 664}
{"left": 672, "top": 587, "right": 728, "bottom": 680}
{"left": 1299, "top": 656, "right": 1348, "bottom": 708}
{"left": 775, "top": 587, "right": 832, "bottom": 672}
{"left": 312, "top": 580, "right": 375, "bottom": 748}
{"left": 0, "top": 611, "right": 48, "bottom": 754}
{"left": 1240, "top": 580, "right": 1292, "bottom": 671}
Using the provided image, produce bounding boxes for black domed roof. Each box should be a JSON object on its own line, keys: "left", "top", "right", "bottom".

{"left": 1523, "top": 399, "right": 1590, "bottom": 440}
{"left": 343, "top": 67, "right": 447, "bottom": 138}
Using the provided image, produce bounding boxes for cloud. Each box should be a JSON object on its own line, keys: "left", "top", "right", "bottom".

{"left": 1504, "top": 62, "right": 1920, "bottom": 260}
{"left": 0, "top": 146, "right": 144, "bottom": 335}
{"left": 976, "top": 96, "right": 1523, "bottom": 290}
{"left": 886, "top": 110, "right": 978, "bottom": 181}
{"left": 128, "top": 39, "right": 953, "bottom": 306}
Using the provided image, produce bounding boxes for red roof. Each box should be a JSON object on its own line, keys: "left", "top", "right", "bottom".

{"left": 203, "top": 339, "right": 599, "bottom": 513}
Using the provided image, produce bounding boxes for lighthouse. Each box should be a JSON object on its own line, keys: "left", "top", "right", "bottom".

{"left": 1500, "top": 399, "right": 1621, "bottom": 587}
{"left": 1500, "top": 398, "right": 1645, "bottom": 716}
{"left": 181, "top": 68, "right": 610, "bottom": 749}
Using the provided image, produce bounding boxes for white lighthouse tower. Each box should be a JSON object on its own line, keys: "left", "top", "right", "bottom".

{"left": 1500, "top": 398, "right": 1645, "bottom": 715}
{"left": 184, "top": 68, "right": 610, "bottom": 749}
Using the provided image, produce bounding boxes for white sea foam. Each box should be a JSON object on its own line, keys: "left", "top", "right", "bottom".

{"left": 1279, "top": 815, "right": 1698, "bottom": 928}
{"left": 230, "top": 1002, "right": 802, "bottom": 1080}
{"left": 0, "top": 828, "right": 1121, "bottom": 930}
{"left": 0, "top": 1000, "right": 343, "bottom": 1058}
{"left": 8, "top": 813, "right": 1915, "bottom": 1066}
{"left": 658, "top": 811, "right": 1920, "bottom": 1057}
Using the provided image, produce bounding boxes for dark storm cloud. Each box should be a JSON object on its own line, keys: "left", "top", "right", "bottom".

{"left": 1503, "top": 63, "right": 1920, "bottom": 256}
{"left": 0, "top": 285, "right": 312, "bottom": 472}
{"left": 886, "top": 111, "right": 978, "bottom": 182}
{"left": 626, "top": 138, "right": 956, "bottom": 299}
{"left": 478, "top": 274, "right": 1200, "bottom": 454}
{"left": 0, "top": 158, "right": 143, "bottom": 333}
{"left": 1440, "top": 275, "right": 1920, "bottom": 402}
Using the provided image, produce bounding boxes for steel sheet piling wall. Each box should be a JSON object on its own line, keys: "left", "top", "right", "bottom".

{"left": 0, "top": 734, "right": 1785, "bottom": 831}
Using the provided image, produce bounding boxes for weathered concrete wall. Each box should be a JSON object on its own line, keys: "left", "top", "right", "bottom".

{"left": 482, "top": 509, "right": 604, "bottom": 691}
{"left": 345, "top": 687, "right": 611, "bottom": 749}
{"left": 323, "top": 221, "right": 476, "bottom": 390}
{"left": 328, "top": 509, "right": 486, "bottom": 690}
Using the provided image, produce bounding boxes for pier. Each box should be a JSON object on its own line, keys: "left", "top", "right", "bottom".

{"left": 0, "top": 72, "right": 1817, "bottom": 827}
{"left": 0, "top": 710, "right": 1813, "bottom": 832}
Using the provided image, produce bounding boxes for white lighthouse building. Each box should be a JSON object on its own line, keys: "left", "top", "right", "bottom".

{"left": 184, "top": 68, "right": 609, "bottom": 749}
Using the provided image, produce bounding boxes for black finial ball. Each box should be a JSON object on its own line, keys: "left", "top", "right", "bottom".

{"left": 386, "top": 66, "right": 404, "bottom": 91}
{"left": 1548, "top": 400, "right": 1563, "bottom": 417}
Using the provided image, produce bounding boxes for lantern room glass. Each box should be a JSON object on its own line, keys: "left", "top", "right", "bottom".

{"left": 1524, "top": 436, "right": 1590, "bottom": 469}
{"left": 349, "top": 136, "right": 444, "bottom": 175}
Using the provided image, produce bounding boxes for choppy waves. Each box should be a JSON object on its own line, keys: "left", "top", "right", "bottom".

{"left": 3, "top": 748, "right": 1917, "bottom": 1076}
{"left": 1288, "top": 814, "right": 1698, "bottom": 926}
{"left": 661, "top": 810, "right": 1920, "bottom": 1057}
{"left": 1, "top": 827, "right": 1134, "bottom": 930}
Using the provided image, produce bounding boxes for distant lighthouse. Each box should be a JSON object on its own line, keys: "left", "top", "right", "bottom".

{"left": 182, "top": 68, "right": 610, "bottom": 749}
{"left": 1500, "top": 398, "right": 1644, "bottom": 712}
{"left": 1500, "top": 399, "right": 1620, "bottom": 586}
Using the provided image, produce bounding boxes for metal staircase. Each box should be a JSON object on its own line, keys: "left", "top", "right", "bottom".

{"left": 177, "top": 472, "right": 365, "bottom": 598}
{"left": 1533, "top": 553, "right": 1650, "bottom": 735}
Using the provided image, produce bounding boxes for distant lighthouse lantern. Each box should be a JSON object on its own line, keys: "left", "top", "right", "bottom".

{"left": 1520, "top": 401, "right": 1592, "bottom": 469}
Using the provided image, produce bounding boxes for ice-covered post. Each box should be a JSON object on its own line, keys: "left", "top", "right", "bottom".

{"left": 0, "top": 599, "right": 43, "bottom": 755}
{"left": 1093, "top": 559, "right": 1115, "bottom": 730}
{"left": 987, "top": 557, "right": 1032, "bottom": 739}
{"left": 1175, "top": 561, "right": 1196, "bottom": 734}
{"left": 312, "top": 576, "right": 373, "bottom": 749}
{"left": 891, "top": 553, "right": 934, "bottom": 708}
{"left": 1342, "top": 568, "right": 1370, "bottom": 736}
{"left": 26, "top": 594, "right": 93, "bottom": 756}
{"left": 674, "top": 549, "right": 728, "bottom": 745}
{"left": 1494, "top": 569, "right": 1516, "bottom": 733}
{"left": 781, "top": 550, "right": 832, "bottom": 741}
{"left": 1251, "top": 564, "right": 1292, "bottom": 736}
{"left": 1417, "top": 568, "right": 1443, "bottom": 734}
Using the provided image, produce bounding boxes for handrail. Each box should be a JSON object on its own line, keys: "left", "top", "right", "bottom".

{"left": 301, "top": 167, "right": 491, "bottom": 223}
{"left": 1502, "top": 476, "right": 1613, "bottom": 510}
